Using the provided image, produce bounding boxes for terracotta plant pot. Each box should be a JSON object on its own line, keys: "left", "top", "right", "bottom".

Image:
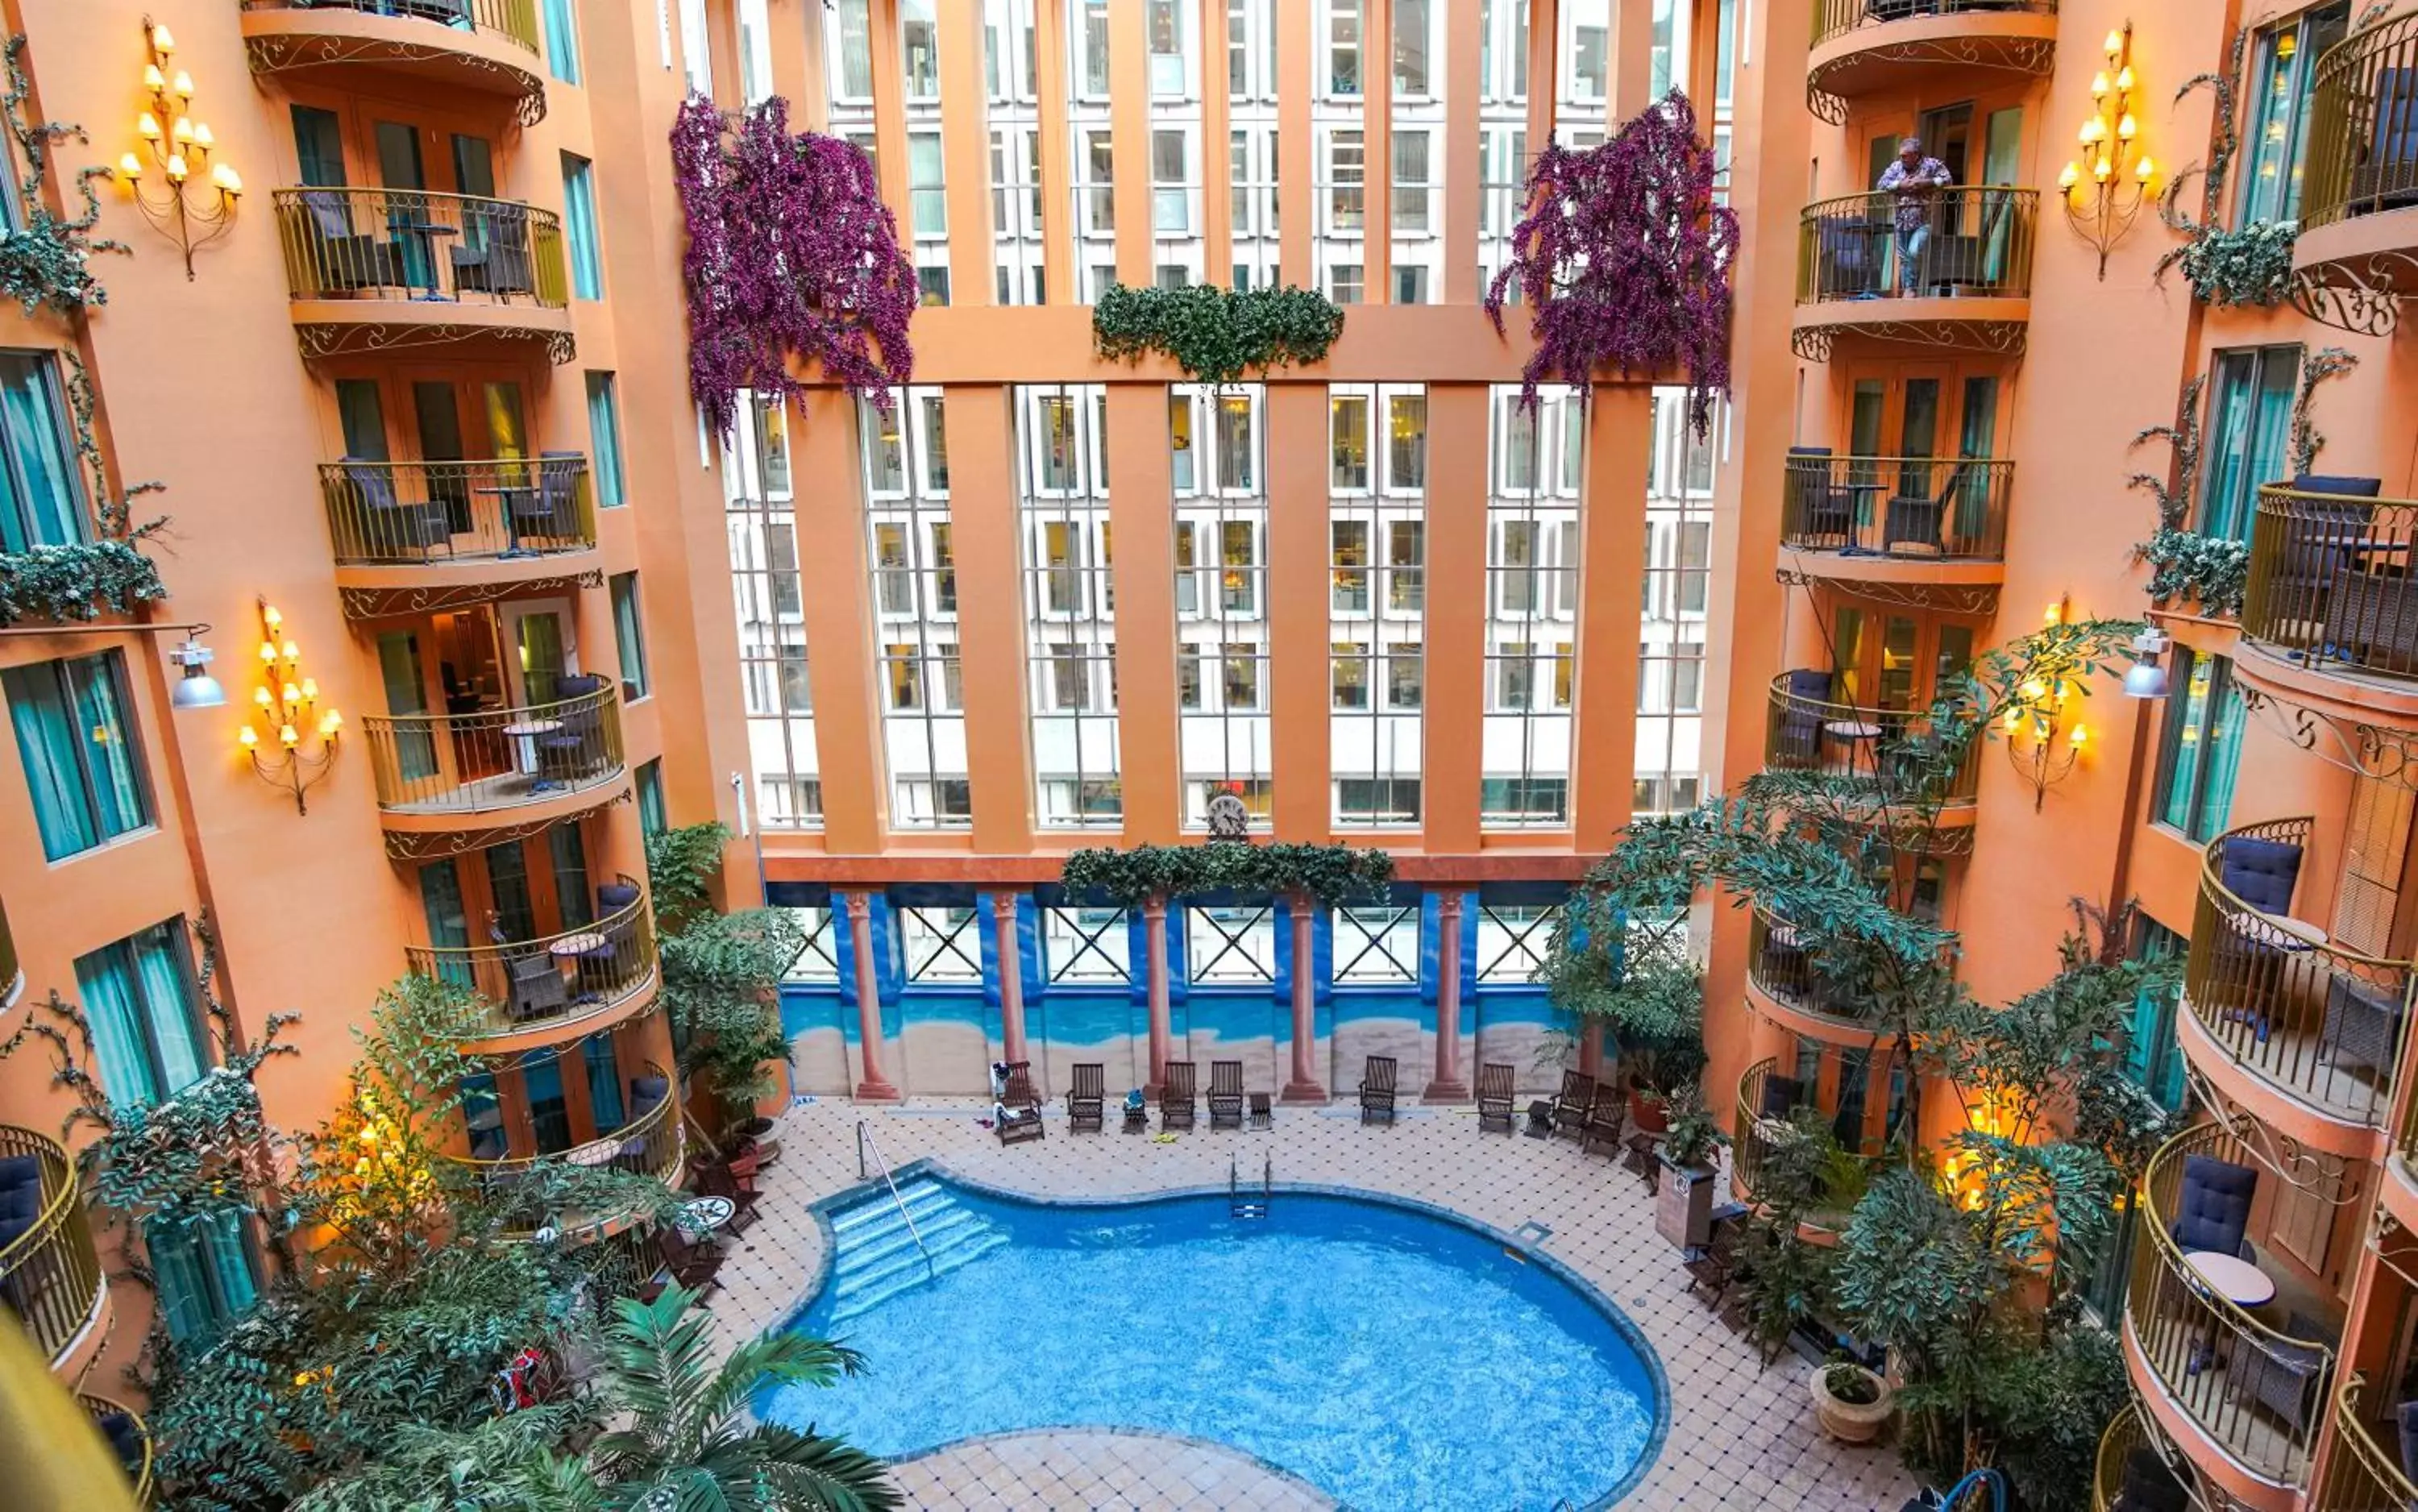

{"left": 1810, "top": 1363, "right": 1892, "bottom": 1444}
{"left": 1628, "top": 1086, "right": 1671, "bottom": 1136}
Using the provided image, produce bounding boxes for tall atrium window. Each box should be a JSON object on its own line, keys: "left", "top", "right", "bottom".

{"left": 1319, "top": 127, "right": 1365, "bottom": 302}
{"left": 725, "top": 391, "right": 820, "bottom": 828}
{"left": 2153, "top": 648, "right": 2246, "bottom": 845}
{"left": 1174, "top": 384, "right": 1271, "bottom": 829}
{"left": 1563, "top": 0, "right": 1607, "bottom": 106}
{"left": 1481, "top": 384, "right": 1581, "bottom": 829}
{"left": 735, "top": 0, "right": 771, "bottom": 101}
{"left": 901, "top": 0, "right": 941, "bottom": 99}
{"left": 1075, "top": 0, "right": 1111, "bottom": 98}
{"left": 0, "top": 351, "right": 85, "bottom": 550}
{"left": 542, "top": 0, "right": 583, "bottom": 85}
{"left": 678, "top": 0, "right": 713, "bottom": 96}
{"left": 1329, "top": 385, "right": 1426, "bottom": 829}
{"left": 1635, "top": 387, "right": 1717, "bottom": 816}
{"left": 75, "top": 919, "right": 205, "bottom": 1107}
{"left": 1149, "top": 0, "right": 1190, "bottom": 96}
{"left": 864, "top": 388, "right": 968, "bottom": 829}
{"left": 991, "top": 128, "right": 1045, "bottom": 305}
{"left": 2237, "top": 2, "right": 2349, "bottom": 225}
{"left": 1325, "top": 0, "right": 1364, "bottom": 96}
{"left": 1476, "top": 0, "right": 1529, "bottom": 296}
{"left": 828, "top": 0, "right": 875, "bottom": 105}
{"left": 1020, "top": 385, "right": 1121, "bottom": 828}
{"left": 6, "top": 650, "right": 151, "bottom": 861}
{"left": 2200, "top": 345, "right": 2300, "bottom": 542}
{"left": 1152, "top": 127, "right": 1202, "bottom": 285}
{"left": 1386, "top": 0, "right": 1440, "bottom": 302}
{"left": 561, "top": 154, "right": 603, "bottom": 300}
{"left": 1229, "top": 0, "right": 1279, "bottom": 287}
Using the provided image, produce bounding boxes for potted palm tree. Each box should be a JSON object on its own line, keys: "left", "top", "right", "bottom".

{"left": 1810, "top": 1356, "right": 1893, "bottom": 1443}
{"left": 1654, "top": 1081, "right": 1727, "bottom": 1248}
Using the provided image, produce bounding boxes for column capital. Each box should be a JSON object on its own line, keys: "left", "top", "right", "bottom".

{"left": 991, "top": 891, "right": 1020, "bottom": 921}
{"left": 845, "top": 891, "right": 870, "bottom": 921}
{"left": 1437, "top": 891, "right": 1465, "bottom": 924}
{"left": 1142, "top": 892, "right": 1168, "bottom": 921}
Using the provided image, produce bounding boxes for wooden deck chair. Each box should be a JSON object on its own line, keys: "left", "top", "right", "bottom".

{"left": 1358, "top": 1055, "right": 1400, "bottom": 1124}
{"left": 1475, "top": 1062, "right": 1516, "bottom": 1132}
{"left": 995, "top": 1060, "right": 1045, "bottom": 1144}
{"left": 1160, "top": 1061, "right": 1198, "bottom": 1129}
{"left": 1552, "top": 1070, "right": 1597, "bottom": 1135}
{"left": 1207, "top": 1061, "right": 1246, "bottom": 1128}
{"left": 1581, "top": 1086, "right": 1626, "bottom": 1155}
{"left": 1066, "top": 1062, "right": 1106, "bottom": 1132}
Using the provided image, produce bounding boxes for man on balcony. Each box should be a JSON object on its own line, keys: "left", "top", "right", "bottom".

{"left": 1876, "top": 137, "right": 1952, "bottom": 297}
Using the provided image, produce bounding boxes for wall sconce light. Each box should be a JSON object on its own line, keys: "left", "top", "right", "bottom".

{"left": 238, "top": 600, "right": 339, "bottom": 813}
{"left": 2005, "top": 596, "right": 2090, "bottom": 809}
{"left": 116, "top": 16, "right": 240, "bottom": 279}
{"left": 2059, "top": 21, "right": 2151, "bottom": 279}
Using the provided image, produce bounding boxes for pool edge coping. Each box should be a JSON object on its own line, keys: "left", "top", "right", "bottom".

{"left": 767, "top": 1155, "right": 1672, "bottom": 1512}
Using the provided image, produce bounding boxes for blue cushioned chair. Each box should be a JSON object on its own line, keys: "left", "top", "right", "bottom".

{"left": 1776, "top": 669, "right": 1832, "bottom": 767}
{"left": 2399, "top": 1398, "right": 2418, "bottom": 1484}
{"left": 2219, "top": 836, "right": 2303, "bottom": 916}
{"left": 2169, "top": 1153, "right": 2258, "bottom": 1260}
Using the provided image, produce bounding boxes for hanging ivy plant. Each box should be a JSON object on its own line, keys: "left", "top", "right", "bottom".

{"left": 1091, "top": 282, "right": 1344, "bottom": 388}
{"left": 0, "top": 35, "right": 127, "bottom": 318}
{"left": 670, "top": 93, "right": 918, "bottom": 439}
{"left": 1485, "top": 90, "right": 1738, "bottom": 438}
{"left": 1061, "top": 843, "right": 1395, "bottom": 908}
{"left": 2159, "top": 219, "right": 2298, "bottom": 307}
{"left": 0, "top": 538, "right": 168, "bottom": 625}
{"left": 2138, "top": 527, "right": 2250, "bottom": 619}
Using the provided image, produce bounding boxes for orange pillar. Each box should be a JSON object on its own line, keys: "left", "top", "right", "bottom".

{"left": 1282, "top": 892, "right": 1326, "bottom": 1101}
{"left": 846, "top": 892, "right": 899, "bottom": 1101}
{"left": 1144, "top": 894, "right": 1173, "bottom": 1096}
{"left": 992, "top": 891, "right": 1028, "bottom": 1065}
{"left": 1424, "top": 891, "right": 1469, "bottom": 1100}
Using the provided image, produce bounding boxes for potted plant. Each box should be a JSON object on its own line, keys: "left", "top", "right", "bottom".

{"left": 1654, "top": 1081, "right": 1727, "bottom": 1248}
{"left": 1810, "top": 1356, "right": 1892, "bottom": 1443}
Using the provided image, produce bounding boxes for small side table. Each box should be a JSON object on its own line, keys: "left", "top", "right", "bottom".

{"left": 2182, "top": 1248, "right": 2275, "bottom": 1373}
{"left": 1121, "top": 1103, "right": 1149, "bottom": 1134}
{"left": 1248, "top": 1093, "right": 1272, "bottom": 1129}
{"left": 561, "top": 1138, "right": 621, "bottom": 1168}
{"left": 676, "top": 1195, "right": 736, "bottom": 1238}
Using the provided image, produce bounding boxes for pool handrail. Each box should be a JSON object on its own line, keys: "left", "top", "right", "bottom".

{"left": 856, "top": 1119, "right": 934, "bottom": 1274}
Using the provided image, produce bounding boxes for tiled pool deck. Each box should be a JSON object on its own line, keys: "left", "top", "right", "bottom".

{"left": 712, "top": 1098, "right": 1920, "bottom": 1510}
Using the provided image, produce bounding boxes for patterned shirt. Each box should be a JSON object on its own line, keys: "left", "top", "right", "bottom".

{"left": 1876, "top": 157, "right": 1952, "bottom": 232}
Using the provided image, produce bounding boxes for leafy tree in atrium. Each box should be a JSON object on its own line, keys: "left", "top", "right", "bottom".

{"left": 647, "top": 820, "right": 804, "bottom": 1148}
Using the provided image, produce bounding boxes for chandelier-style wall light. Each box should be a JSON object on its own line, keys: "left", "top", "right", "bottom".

{"left": 2059, "top": 22, "right": 2154, "bottom": 279}
{"left": 239, "top": 600, "right": 339, "bottom": 814}
{"left": 2005, "top": 600, "right": 2092, "bottom": 810}
{"left": 116, "top": 17, "right": 241, "bottom": 279}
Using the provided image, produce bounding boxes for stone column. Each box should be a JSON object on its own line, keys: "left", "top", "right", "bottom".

{"left": 991, "top": 892, "right": 1027, "bottom": 1065}
{"left": 1578, "top": 1019, "right": 1605, "bottom": 1081}
{"left": 1282, "top": 891, "right": 1327, "bottom": 1103}
{"left": 1143, "top": 893, "right": 1172, "bottom": 1097}
{"left": 1423, "top": 892, "right": 1469, "bottom": 1101}
{"left": 845, "top": 894, "right": 899, "bottom": 1102}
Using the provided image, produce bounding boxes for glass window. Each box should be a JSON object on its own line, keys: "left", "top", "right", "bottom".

{"left": 75, "top": 919, "right": 205, "bottom": 1107}
{"left": 1153, "top": 130, "right": 1191, "bottom": 234}
{"left": 1336, "top": 905, "right": 1419, "bottom": 983}
{"left": 908, "top": 132, "right": 947, "bottom": 239}
{"left": 2153, "top": 648, "right": 2246, "bottom": 844}
{"left": 149, "top": 1210, "right": 256, "bottom": 1343}
{"left": 832, "top": 0, "right": 875, "bottom": 99}
{"left": 1021, "top": 385, "right": 1120, "bottom": 828}
{"left": 541, "top": 0, "right": 582, "bottom": 85}
{"left": 1392, "top": 130, "right": 1431, "bottom": 233}
{"left": 1176, "top": 385, "right": 1272, "bottom": 829}
{"left": 866, "top": 388, "right": 969, "bottom": 829}
{"left": 1149, "top": 0, "right": 1187, "bottom": 95}
{"left": 610, "top": 571, "right": 650, "bottom": 701}
{"left": 1044, "top": 905, "right": 1130, "bottom": 982}
{"left": 725, "top": 390, "right": 820, "bottom": 829}
{"left": 902, "top": 0, "right": 941, "bottom": 98}
{"left": 1188, "top": 903, "right": 1276, "bottom": 983}
{"left": 2200, "top": 347, "right": 2300, "bottom": 542}
{"left": 560, "top": 154, "right": 603, "bottom": 299}
{"left": 1331, "top": 386, "right": 1425, "bottom": 829}
{"left": 1327, "top": 130, "right": 1365, "bottom": 232}
{"left": 6, "top": 651, "right": 151, "bottom": 860}
{"left": 584, "top": 371, "right": 625, "bottom": 507}
{"left": 1483, "top": 387, "right": 1579, "bottom": 828}
{"left": 2237, "top": 3, "right": 2349, "bottom": 224}
{"left": 0, "top": 352, "right": 84, "bottom": 551}
{"left": 900, "top": 904, "right": 982, "bottom": 982}
{"left": 1328, "top": 0, "right": 1363, "bottom": 94}
{"left": 1079, "top": 0, "right": 1111, "bottom": 95}
{"left": 1476, "top": 902, "right": 1555, "bottom": 982}
{"left": 1392, "top": 0, "right": 1430, "bottom": 94}
{"left": 781, "top": 905, "right": 842, "bottom": 981}
{"left": 637, "top": 757, "right": 667, "bottom": 836}
{"left": 1564, "top": 0, "right": 1607, "bottom": 102}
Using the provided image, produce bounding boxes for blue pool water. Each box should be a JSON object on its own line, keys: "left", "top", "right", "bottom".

{"left": 757, "top": 1174, "right": 1663, "bottom": 1510}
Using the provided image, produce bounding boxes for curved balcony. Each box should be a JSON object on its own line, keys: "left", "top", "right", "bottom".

{"left": 409, "top": 877, "right": 657, "bottom": 1046}
{"left": 1807, "top": 2, "right": 2059, "bottom": 126}
{"left": 2093, "top": 1403, "right": 2236, "bottom": 1511}
{"left": 2314, "top": 1374, "right": 2418, "bottom": 1510}
{"left": 80, "top": 1393, "right": 153, "bottom": 1505}
{"left": 364, "top": 682, "right": 624, "bottom": 819}
{"left": 1780, "top": 453, "right": 2010, "bottom": 596}
{"left": 1766, "top": 671, "right": 1980, "bottom": 806}
{"left": 2241, "top": 484, "right": 2418, "bottom": 689}
{"left": 1747, "top": 905, "right": 1897, "bottom": 1035}
{"left": 2126, "top": 1121, "right": 2332, "bottom": 1491}
{"left": 323, "top": 455, "right": 596, "bottom": 607}
{"left": 273, "top": 189, "right": 572, "bottom": 363}
{"left": 1731, "top": 1057, "right": 1884, "bottom": 1222}
{"left": 2291, "top": 10, "right": 2418, "bottom": 336}
{"left": 1791, "top": 189, "right": 2036, "bottom": 363}
{"left": 2185, "top": 817, "right": 2412, "bottom": 1128}
{"left": 448, "top": 1062, "right": 683, "bottom": 1239}
{"left": 0, "top": 1126, "right": 106, "bottom": 1369}
{"left": 239, "top": 1, "right": 547, "bottom": 127}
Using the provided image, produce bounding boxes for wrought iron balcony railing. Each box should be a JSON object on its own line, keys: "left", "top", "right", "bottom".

{"left": 0, "top": 1125, "right": 104, "bottom": 1367}
{"left": 407, "top": 876, "right": 656, "bottom": 1038}
{"left": 321, "top": 455, "right": 594, "bottom": 567}
{"left": 2302, "top": 8, "right": 2418, "bottom": 231}
{"left": 1765, "top": 671, "right": 1981, "bottom": 804}
{"left": 2242, "top": 484, "right": 2418, "bottom": 681}
{"left": 274, "top": 187, "right": 567, "bottom": 305}
{"left": 242, "top": 0, "right": 543, "bottom": 54}
{"left": 1781, "top": 453, "right": 2012, "bottom": 560}
{"left": 1811, "top": 0, "right": 2058, "bottom": 49}
{"left": 1796, "top": 189, "right": 2038, "bottom": 304}
{"left": 363, "top": 683, "right": 623, "bottom": 815}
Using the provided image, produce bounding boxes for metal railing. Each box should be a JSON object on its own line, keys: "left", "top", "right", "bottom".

{"left": 1748, "top": 906, "right": 1880, "bottom": 1024}
{"left": 1813, "top": 0, "right": 2058, "bottom": 48}
{"left": 856, "top": 1120, "right": 933, "bottom": 1274}
{"left": 363, "top": 683, "right": 623, "bottom": 814}
{"left": 2128, "top": 1120, "right": 2333, "bottom": 1488}
{"left": 274, "top": 187, "right": 567, "bottom": 305}
{"left": 1766, "top": 671, "right": 1982, "bottom": 803}
{"left": 2302, "top": 8, "right": 2418, "bottom": 231}
{"left": 408, "top": 876, "right": 655, "bottom": 1037}
{"left": 1781, "top": 453, "right": 2013, "bottom": 559}
{"left": 240, "top": 0, "right": 544, "bottom": 56}
{"left": 1734, "top": 1057, "right": 1884, "bottom": 1209}
{"left": 447, "top": 1061, "right": 683, "bottom": 1232}
{"left": 2187, "top": 817, "right": 2413, "bottom": 1128}
{"left": 2242, "top": 484, "right": 2418, "bottom": 681}
{"left": 1796, "top": 188, "right": 2038, "bottom": 303}
{"left": 321, "top": 455, "right": 594, "bottom": 567}
{"left": 2315, "top": 1373, "right": 2418, "bottom": 1510}
{"left": 0, "top": 1125, "right": 103, "bottom": 1367}
{"left": 79, "top": 1393, "right": 153, "bottom": 1505}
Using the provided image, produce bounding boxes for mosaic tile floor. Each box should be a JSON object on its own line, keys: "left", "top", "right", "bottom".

{"left": 706, "top": 1099, "right": 1920, "bottom": 1510}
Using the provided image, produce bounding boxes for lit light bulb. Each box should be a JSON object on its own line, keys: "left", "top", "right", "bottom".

{"left": 2135, "top": 156, "right": 2155, "bottom": 184}
{"left": 2117, "top": 65, "right": 2136, "bottom": 93}
{"left": 173, "top": 70, "right": 194, "bottom": 98}
{"left": 2094, "top": 157, "right": 2113, "bottom": 181}
{"left": 278, "top": 723, "right": 300, "bottom": 748}
{"left": 319, "top": 710, "right": 342, "bottom": 736}
{"left": 2043, "top": 601, "right": 2063, "bottom": 625}
{"left": 143, "top": 64, "right": 164, "bottom": 92}
{"left": 211, "top": 164, "right": 241, "bottom": 195}
{"left": 2090, "top": 71, "right": 2110, "bottom": 98}
{"left": 151, "top": 23, "right": 175, "bottom": 53}
{"left": 252, "top": 686, "right": 272, "bottom": 708}
{"left": 137, "top": 112, "right": 161, "bottom": 141}
{"left": 118, "top": 152, "right": 142, "bottom": 180}
{"left": 172, "top": 118, "right": 193, "bottom": 145}
{"left": 2104, "top": 28, "right": 2125, "bottom": 56}
{"left": 280, "top": 640, "right": 299, "bottom": 659}
{"left": 263, "top": 605, "right": 282, "bottom": 628}
{"left": 2059, "top": 161, "right": 2081, "bottom": 190}
{"left": 282, "top": 682, "right": 301, "bottom": 706}
{"left": 2117, "top": 113, "right": 2138, "bottom": 142}
{"left": 165, "top": 152, "right": 188, "bottom": 181}
{"left": 238, "top": 725, "right": 258, "bottom": 749}
{"left": 2004, "top": 708, "right": 2022, "bottom": 732}
{"left": 2071, "top": 723, "right": 2090, "bottom": 748}
{"left": 300, "top": 677, "right": 318, "bottom": 700}
{"left": 192, "top": 122, "right": 214, "bottom": 149}
{"left": 2021, "top": 678, "right": 2046, "bottom": 700}
{"left": 258, "top": 640, "right": 277, "bottom": 663}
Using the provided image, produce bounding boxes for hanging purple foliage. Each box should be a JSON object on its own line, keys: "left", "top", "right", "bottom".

{"left": 1485, "top": 91, "right": 1739, "bottom": 438}
{"left": 671, "top": 93, "right": 918, "bottom": 438}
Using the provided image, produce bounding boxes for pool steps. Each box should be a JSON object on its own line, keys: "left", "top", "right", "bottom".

{"left": 827, "top": 1178, "right": 1008, "bottom": 1322}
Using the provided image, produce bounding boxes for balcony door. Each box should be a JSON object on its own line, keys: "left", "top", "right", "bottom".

{"left": 1831, "top": 605, "right": 1981, "bottom": 714}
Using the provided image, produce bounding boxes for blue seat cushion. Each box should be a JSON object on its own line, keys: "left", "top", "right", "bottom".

{"left": 1759, "top": 1075, "right": 1803, "bottom": 1119}
{"left": 2170, "top": 1154, "right": 2258, "bottom": 1257}
{"left": 2399, "top": 1398, "right": 2418, "bottom": 1484}
{"left": 0, "top": 1155, "right": 39, "bottom": 1192}
{"left": 0, "top": 1182, "right": 38, "bottom": 1222}
{"left": 2291, "top": 475, "right": 2383, "bottom": 498}
{"left": 2221, "top": 837, "right": 2303, "bottom": 916}
{"left": 597, "top": 883, "right": 641, "bottom": 912}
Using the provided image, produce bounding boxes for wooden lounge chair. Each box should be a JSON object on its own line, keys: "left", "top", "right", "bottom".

{"left": 1580, "top": 1086, "right": 1626, "bottom": 1155}
{"left": 1358, "top": 1055, "right": 1399, "bottom": 1124}
{"left": 644, "top": 1226, "right": 723, "bottom": 1300}
{"left": 1066, "top": 1062, "right": 1106, "bottom": 1133}
{"left": 1160, "top": 1061, "right": 1197, "bottom": 1130}
{"left": 1551, "top": 1070, "right": 1597, "bottom": 1135}
{"left": 996, "top": 1060, "right": 1045, "bottom": 1144}
{"left": 690, "top": 1158, "right": 760, "bottom": 1236}
{"left": 1207, "top": 1061, "right": 1245, "bottom": 1128}
{"left": 1685, "top": 1210, "right": 1744, "bottom": 1309}
{"left": 1475, "top": 1062, "right": 1515, "bottom": 1132}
